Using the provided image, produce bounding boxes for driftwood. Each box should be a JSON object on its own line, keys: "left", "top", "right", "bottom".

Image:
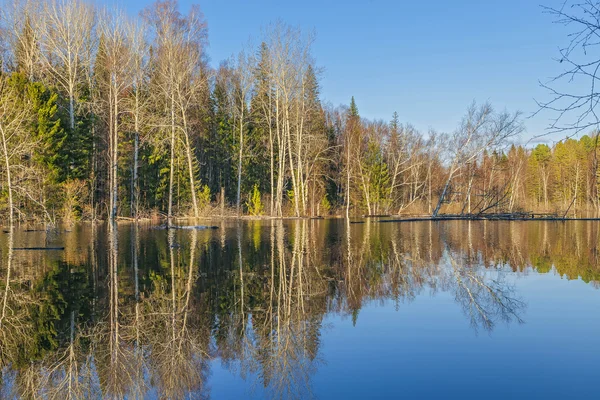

{"left": 379, "top": 211, "right": 600, "bottom": 223}
{"left": 154, "top": 225, "right": 219, "bottom": 230}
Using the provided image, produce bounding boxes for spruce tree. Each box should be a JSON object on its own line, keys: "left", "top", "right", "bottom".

{"left": 349, "top": 96, "right": 359, "bottom": 117}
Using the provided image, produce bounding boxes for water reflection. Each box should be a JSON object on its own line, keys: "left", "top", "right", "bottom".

{"left": 0, "top": 220, "right": 598, "bottom": 399}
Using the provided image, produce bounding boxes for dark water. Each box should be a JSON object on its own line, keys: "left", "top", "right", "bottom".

{"left": 0, "top": 220, "right": 599, "bottom": 399}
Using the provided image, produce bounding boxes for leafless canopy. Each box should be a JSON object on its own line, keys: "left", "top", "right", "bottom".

{"left": 537, "top": 1, "right": 600, "bottom": 134}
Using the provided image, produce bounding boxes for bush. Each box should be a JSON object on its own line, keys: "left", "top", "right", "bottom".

{"left": 198, "top": 184, "right": 211, "bottom": 212}
{"left": 246, "top": 184, "right": 264, "bottom": 216}
{"left": 287, "top": 189, "right": 296, "bottom": 213}
{"left": 320, "top": 194, "right": 331, "bottom": 215}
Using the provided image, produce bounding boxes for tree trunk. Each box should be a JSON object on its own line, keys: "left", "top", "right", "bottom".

{"left": 132, "top": 88, "right": 140, "bottom": 220}
{"left": 269, "top": 117, "right": 274, "bottom": 217}
{"left": 111, "top": 87, "right": 119, "bottom": 220}
{"left": 236, "top": 108, "right": 244, "bottom": 216}
{"left": 182, "top": 114, "right": 199, "bottom": 219}
{"left": 346, "top": 141, "right": 351, "bottom": 219}
{"left": 168, "top": 92, "right": 176, "bottom": 225}
{"left": 132, "top": 132, "right": 139, "bottom": 219}
{"left": 69, "top": 92, "right": 75, "bottom": 132}
{"left": 285, "top": 107, "right": 300, "bottom": 217}
{"left": 221, "top": 186, "right": 225, "bottom": 217}
{"left": 0, "top": 125, "right": 14, "bottom": 225}
{"left": 433, "top": 168, "right": 455, "bottom": 217}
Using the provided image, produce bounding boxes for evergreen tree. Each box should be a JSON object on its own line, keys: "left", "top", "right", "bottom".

{"left": 349, "top": 96, "right": 359, "bottom": 118}
{"left": 391, "top": 111, "right": 399, "bottom": 133}
{"left": 207, "top": 67, "right": 236, "bottom": 201}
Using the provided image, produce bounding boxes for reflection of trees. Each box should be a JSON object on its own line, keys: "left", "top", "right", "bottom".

{"left": 2, "top": 220, "right": 600, "bottom": 398}
{"left": 0, "top": 226, "right": 97, "bottom": 399}
{"left": 141, "top": 228, "right": 209, "bottom": 399}
{"left": 211, "top": 220, "right": 323, "bottom": 399}
{"left": 437, "top": 221, "right": 600, "bottom": 285}
{"left": 447, "top": 250, "right": 524, "bottom": 332}
{"left": 0, "top": 228, "right": 40, "bottom": 396}
{"left": 93, "top": 221, "right": 142, "bottom": 399}
{"left": 251, "top": 220, "right": 322, "bottom": 399}
{"left": 39, "top": 330, "right": 97, "bottom": 399}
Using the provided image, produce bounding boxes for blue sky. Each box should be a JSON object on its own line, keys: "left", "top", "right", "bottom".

{"left": 118, "top": 0, "right": 578, "bottom": 144}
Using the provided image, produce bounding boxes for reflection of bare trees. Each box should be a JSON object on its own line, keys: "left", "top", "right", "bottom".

{"left": 230, "top": 220, "right": 320, "bottom": 400}
{"left": 3, "top": 220, "right": 600, "bottom": 398}
{"left": 447, "top": 250, "right": 524, "bottom": 332}
{"left": 0, "top": 228, "right": 39, "bottom": 397}
{"left": 0, "top": 229, "right": 17, "bottom": 364}
{"left": 142, "top": 228, "right": 209, "bottom": 400}
{"left": 40, "top": 330, "right": 98, "bottom": 399}
{"left": 92, "top": 221, "right": 144, "bottom": 399}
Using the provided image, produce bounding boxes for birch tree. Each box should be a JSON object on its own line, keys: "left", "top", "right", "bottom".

{"left": 266, "top": 23, "right": 316, "bottom": 217}
{"left": 143, "top": 0, "right": 207, "bottom": 221}
{"left": 37, "top": 0, "right": 95, "bottom": 132}
{"left": 252, "top": 42, "right": 276, "bottom": 215}
{"left": 229, "top": 50, "right": 253, "bottom": 215}
{"left": 432, "top": 102, "right": 523, "bottom": 217}
{"left": 128, "top": 21, "right": 150, "bottom": 219}
{"left": 0, "top": 76, "right": 27, "bottom": 225}
{"left": 1, "top": 0, "right": 42, "bottom": 80}
{"left": 97, "top": 9, "right": 135, "bottom": 220}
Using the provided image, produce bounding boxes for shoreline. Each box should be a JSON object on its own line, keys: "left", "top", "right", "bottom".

{"left": 5, "top": 213, "right": 600, "bottom": 228}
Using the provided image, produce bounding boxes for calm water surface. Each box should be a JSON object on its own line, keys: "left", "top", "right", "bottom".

{"left": 0, "top": 220, "right": 599, "bottom": 399}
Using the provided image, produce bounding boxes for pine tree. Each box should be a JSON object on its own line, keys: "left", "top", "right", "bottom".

{"left": 391, "top": 111, "right": 399, "bottom": 132}
{"left": 250, "top": 42, "right": 276, "bottom": 213}
{"left": 349, "top": 96, "right": 359, "bottom": 118}
{"left": 208, "top": 67, "right": 236, "bottom": 201}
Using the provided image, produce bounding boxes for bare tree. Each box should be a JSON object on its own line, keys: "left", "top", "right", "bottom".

{"left": 143, "top": 0, "right": 208, "bottom": 222}
{"left": 0, "top": 74, "right": 53, "bottom": 224}
{"left": 97, "top": 8, "right": 135, "bottom": 220}
{"left": 432, "top": 102, "right": 523, "bottom": 217}
{"left": 37, "top": 0, "right": 95, "bottom": 132}
{"left": 1, "top": 0, "right": 42, "bottom": 80}
{"left": 265, "top": 23, "right": 316, "bottom": 217}
{"left": 0, "top": 78, "right": 25, "bottom": 225}
{"left": 128, "top": 20, "right": 150, "bottom": 220}
{"left": 537, "top": 1, "right": 600, "bottom": 134}
{"left": 229, "top": 50, "right": 253, "bottom": 215}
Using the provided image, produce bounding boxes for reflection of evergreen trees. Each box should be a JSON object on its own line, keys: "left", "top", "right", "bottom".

{"left": 20, "top": 261, "right": 92, "bottom": 367}
{"left": 0, "top": 220, "right": 599, "bottom": 398}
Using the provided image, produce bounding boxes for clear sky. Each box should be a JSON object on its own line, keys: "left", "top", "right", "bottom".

{"left": 118, "top": 0, "right": 578, "bottom": 145}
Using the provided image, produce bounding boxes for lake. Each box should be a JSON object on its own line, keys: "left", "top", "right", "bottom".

{"left": 0, "top": 219, "right": 599, "bottom": 399}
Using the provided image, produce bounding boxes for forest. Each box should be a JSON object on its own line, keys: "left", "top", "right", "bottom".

{"left": 0, "top": 0, "right": 599, "bottom": 223}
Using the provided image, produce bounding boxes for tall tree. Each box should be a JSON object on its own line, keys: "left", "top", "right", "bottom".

{"left": 143, "top": 0, "right": 208, "bottom": 222}
{"left": 37, "top": 0, "right": 95, "bottom": 132}
{"left": 344, "top": 96, "right": 360, "bottom": 218}
{"left": 97, "top": 9, "right": 135, "bottom": 220}
{"left": 432, "top": 102, "right": 523, "bottom": 217}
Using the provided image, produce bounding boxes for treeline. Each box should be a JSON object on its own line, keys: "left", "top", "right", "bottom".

{"left": 0, "top": 0, "right": 596, "bottom": 223}
{"left": 449, "top": 136, "right": 600, "bottom": 218}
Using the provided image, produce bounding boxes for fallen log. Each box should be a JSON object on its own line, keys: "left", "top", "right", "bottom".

{"left": 156, "top": 225, "right": 219, "bottom": 230}
{"left": 379, "top": 214, "right": 600, "bottom": 223}
{"left": 177, "top": 225, "right": 218, "bottom": 230}
{"left": 13, "top": 247, "right": 65, "bottom": 250}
